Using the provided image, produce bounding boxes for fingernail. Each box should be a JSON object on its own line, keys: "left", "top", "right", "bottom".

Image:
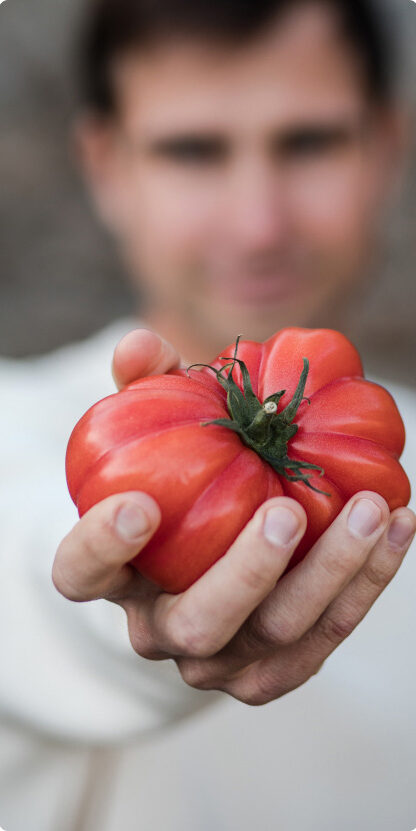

{"left": 348, "top": 499, "right": 382, "bottom": 539}
{"left": 263, "top": 506, "right": 300, "bottom": 546}
{"left": 387, "top": 516, "right": 415, "bottom": 548}
{"left": 115, "top": 502, "right": 151, "bottom": 542}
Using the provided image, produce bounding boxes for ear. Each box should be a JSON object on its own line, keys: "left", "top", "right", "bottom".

{"left": 374, "top": 105, "right": 410, "bottom": 198}
{"left": 71, "top": 112, "right": 123, "bottom": 232}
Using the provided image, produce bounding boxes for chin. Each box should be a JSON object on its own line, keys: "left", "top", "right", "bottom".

{"left": 219, "top": 306, "right": 304, "bottom": 342}
{"left": 199, "top": 290, "right": 325, "bottom": 349}
{"left": 204, "top": 313, "right": 282, "bottom": 349}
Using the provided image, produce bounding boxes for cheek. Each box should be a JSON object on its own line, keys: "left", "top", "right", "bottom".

{"left": 288, "top": 157, "right": 380, "bottom": 255}
{"left": 125, "top": 170, "right": 218, "bottom": 268}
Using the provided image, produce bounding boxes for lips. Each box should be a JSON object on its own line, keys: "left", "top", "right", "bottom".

{"left": 213, "top": 272, "right": 300, "bottom": 304}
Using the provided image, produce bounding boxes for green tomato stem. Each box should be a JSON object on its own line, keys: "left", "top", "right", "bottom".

{"left": 187, "top": 336, "right": 330, "bottom": 496}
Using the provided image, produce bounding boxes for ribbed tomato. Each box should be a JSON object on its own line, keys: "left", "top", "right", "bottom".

{"left": 66, "top": 328, "right": 410, "bottom": 593}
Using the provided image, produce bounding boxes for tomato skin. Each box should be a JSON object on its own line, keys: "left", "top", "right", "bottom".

{"left": 66, "top": 328, "right": 411, "bottom": 593}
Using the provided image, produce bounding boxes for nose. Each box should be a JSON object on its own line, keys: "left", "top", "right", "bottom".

{"left": 223, "top": 159, "right": 289, "bottom": 254}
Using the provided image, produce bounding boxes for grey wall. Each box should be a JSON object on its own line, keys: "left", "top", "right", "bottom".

{"left": 0, "top": 0, "right": 133, "bottom": 357}
{"left": 0, "top": 0, "right": 415, "bottom": 385}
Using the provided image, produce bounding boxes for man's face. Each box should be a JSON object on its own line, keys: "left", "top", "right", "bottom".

{"left": 81, "top": 3, "right": 399, "bottom": 349}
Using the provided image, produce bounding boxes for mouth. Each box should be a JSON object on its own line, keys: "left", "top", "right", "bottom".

{"left": 212, "top": 271, "right": 302, "bottom": 305}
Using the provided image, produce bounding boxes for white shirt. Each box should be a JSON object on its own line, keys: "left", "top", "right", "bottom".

{"left": 0, "top": 319, "right": 415, "bottom": 831}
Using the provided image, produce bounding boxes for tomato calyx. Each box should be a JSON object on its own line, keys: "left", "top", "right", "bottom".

{"left": 187, "top": 336, "right": 329, "bottom": 495}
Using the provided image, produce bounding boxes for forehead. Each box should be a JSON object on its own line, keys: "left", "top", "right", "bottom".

{"left": 113, "top": 3, "right": 368, "bottom": 132}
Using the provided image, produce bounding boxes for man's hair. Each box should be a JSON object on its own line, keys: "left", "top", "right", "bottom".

{"left": 78, "top": 0, "right": 395, "bottom": 116}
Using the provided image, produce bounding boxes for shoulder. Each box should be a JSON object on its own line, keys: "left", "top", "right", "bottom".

{"left": 0, "top": 317, "right": 137, "bottom": 418}
{"left": 1, "top": 316, "right": 136, "bottom": 387}
{"left": 0, "top": 318, "right": 138, "bottom": 472}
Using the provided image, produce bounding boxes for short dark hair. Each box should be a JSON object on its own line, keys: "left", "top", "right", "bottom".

{"left": 77, "top": 0, "right": 395, "bottom": 116}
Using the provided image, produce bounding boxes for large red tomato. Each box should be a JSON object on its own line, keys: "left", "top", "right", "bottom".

{"left": 66, "top": 328, "right": 410, "bottom": 593}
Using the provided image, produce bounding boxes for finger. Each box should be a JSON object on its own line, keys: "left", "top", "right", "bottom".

{"left": 222, "top": 507, "right": 416, "bottom": 706}
{"left": 145, "top": 497, "right": 307, "bottom": 660}
{"left": 184, "top": 491, "right": 390, "bottom": 685}
{"left": 217, "top": 491, "right": 390, "bottom": 667}
{"left": 52, "top": 492, "right": 161, "bottom": 602}
{"left": 305, "top": 505, "right": 416, "bottom": 657}
{"left": 111, "top": 328, "right": 182, "bottom": 390}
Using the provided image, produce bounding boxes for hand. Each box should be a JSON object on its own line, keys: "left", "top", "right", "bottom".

{"left": 53, "top": 329, "right": 416, "bottom": 706}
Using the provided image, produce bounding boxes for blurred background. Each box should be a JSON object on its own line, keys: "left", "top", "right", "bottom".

{"left": 0, "top": 0, "right": 415, "bottom": 384}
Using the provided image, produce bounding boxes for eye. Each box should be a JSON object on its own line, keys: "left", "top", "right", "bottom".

{"left": 277, "top": 127, "right": 353, "bottom": 160}
{"left": 151, "top": 136, "right": 228, "bottom": 165}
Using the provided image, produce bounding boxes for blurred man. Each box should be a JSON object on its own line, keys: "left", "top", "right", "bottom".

{"left": 1, "top": 1, "right": 416, "bottom": 830}
{"left": 75, "top": 0, "right": 403, "bottom": 361}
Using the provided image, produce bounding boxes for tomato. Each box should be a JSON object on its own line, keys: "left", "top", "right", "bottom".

{"left": 66, "top": 328, "right": 410, "bottom": 593}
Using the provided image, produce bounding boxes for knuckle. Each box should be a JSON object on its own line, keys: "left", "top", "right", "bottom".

{"left": 362, "top": 560, "right": 392, "bottom": 591}
{"left": 131, "top": 640, "right": 158, "bottom": 660}
{"left": 239, "top": 691, "right": 270, "bottom": 707}
{"left": 243, "top": 686, "right": 273, "bottom": 706}
{"left": 176, "top": 658, "right": 216, "bottom": 691}
{"left": 240, "top": 615, "right": 274, "bottom": 653}
{"left": 317, "top": 610, "right": 356, "bottom": 646}
{"left": 237, "top": 670, "right": 279, "bottom": 707}
{"left": 242, "top": 611, "right": 292, "bottom": 652}
{"left": 318, "top": 547, "right": 363, "bottom": 583}
{"left": 311, "top": 659, "right": 326, "bottom": 677}
{"left": 129, "top": 631, "right": 150, "bottom": 658}
{"left": 264, "top": 616, "right": 301, "bottom": 647}
{"left": 239, "top": 559, "right": 275, "bottom": 595}
{"left": 166, "top": 608, "right": 216, "bottom": 658}
{"left": 127, "top": 616, "right": 159, "bottom": 660}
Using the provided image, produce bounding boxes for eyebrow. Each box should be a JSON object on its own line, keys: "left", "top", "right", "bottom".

{"left": 276, "top": 122, "right": 364, "bottom": 154}
{"left": 143, "top": 133, "right": 229, "bottom": 158}
{"left": 124, "top": 116, "right": 367, "bottom": 158}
